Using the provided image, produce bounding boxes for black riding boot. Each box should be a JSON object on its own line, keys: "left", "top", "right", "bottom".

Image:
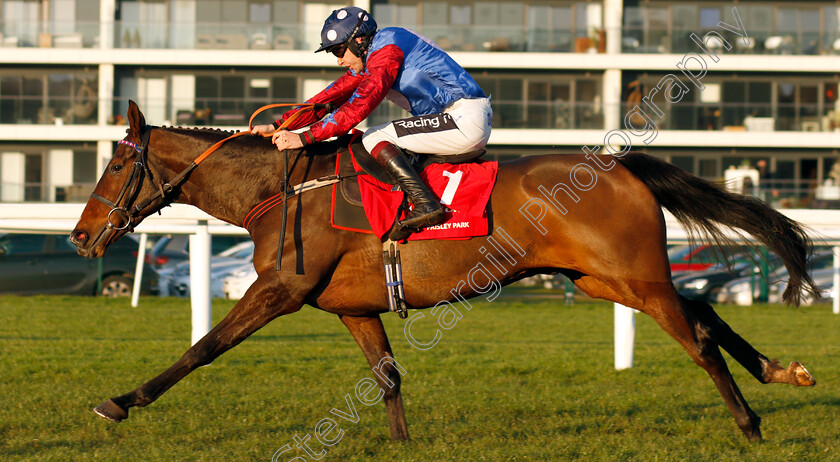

{"left": 374, "top": 143, "right": 445, "bottom": 240}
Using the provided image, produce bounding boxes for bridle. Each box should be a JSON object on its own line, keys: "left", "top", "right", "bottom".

{"left": 85, "top": 102, "right": 328, "bottom": 253}
{"left": 87, "top": 124, "right": 182, "bottom": 251}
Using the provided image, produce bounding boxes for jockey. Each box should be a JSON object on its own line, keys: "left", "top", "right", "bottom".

{"left": 252, "top": 6, "right": 492, "bottom": 241}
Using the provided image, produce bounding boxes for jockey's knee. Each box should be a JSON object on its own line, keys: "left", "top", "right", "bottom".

{"left": 362, "top": 126, "right": 397, "bottom": 154}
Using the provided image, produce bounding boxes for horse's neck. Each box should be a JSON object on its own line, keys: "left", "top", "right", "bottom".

{"left": 151, "top": 128, "right": 333, "bottom": 227}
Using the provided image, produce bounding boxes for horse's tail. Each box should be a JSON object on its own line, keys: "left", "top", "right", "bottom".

{"left": 616, "top": 152, "right": 818, "bottom": 306}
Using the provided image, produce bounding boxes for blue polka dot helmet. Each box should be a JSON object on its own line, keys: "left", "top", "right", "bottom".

{"left": 315, "top": 7, "right": 377, "bottom": 53}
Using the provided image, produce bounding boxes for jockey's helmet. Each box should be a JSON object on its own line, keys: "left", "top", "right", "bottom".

{"left": 315, "top": 7, "right": 377, "bottom": 57}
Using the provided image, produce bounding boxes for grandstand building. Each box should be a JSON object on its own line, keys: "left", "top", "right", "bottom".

{"left": 2, "top": 0, "right": 839, "bottom": 207}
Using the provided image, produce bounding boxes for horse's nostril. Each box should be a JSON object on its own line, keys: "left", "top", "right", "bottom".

{"left": 71, "top": 231, "right": 88, "bottom": 245}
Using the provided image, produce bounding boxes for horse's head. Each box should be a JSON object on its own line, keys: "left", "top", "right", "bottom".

{"left": 71, "top": 100, "right": 159, "bottom": 257}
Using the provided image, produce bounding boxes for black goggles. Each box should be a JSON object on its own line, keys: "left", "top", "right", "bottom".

{"left": 330, "top": 43, "right": 348, "bottom": 57}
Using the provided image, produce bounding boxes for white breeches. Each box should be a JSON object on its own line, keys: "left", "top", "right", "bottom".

{"left": 362, "top": 97, "right": 492, "bottom": 155}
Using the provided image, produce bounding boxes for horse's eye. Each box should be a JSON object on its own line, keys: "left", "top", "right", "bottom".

{"left": 111, "top": 164, "right": 123, "bottom": 174}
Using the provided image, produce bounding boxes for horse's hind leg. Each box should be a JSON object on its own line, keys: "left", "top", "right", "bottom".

{"left": 649, "top": 285, "right": 763, "bottom": 440}
{"left": 339, "top": 314, "right": 409, "bottom": 440}
{"left": 93, "top": 274, "right": 301, "bottom": 422}
{"left": 582, "top": 276, "right": 764, "bottom": 441}
{"left": 682, "top": 296, "right": 815, "bottom": 386}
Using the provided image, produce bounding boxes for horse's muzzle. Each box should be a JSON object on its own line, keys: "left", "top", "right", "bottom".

{"left": 71, "top": 229, "right": 96, "bottom": 257}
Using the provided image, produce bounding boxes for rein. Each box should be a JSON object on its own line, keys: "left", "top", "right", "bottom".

{"left": 90, "top": 102, "right": 326, "bottom": 247}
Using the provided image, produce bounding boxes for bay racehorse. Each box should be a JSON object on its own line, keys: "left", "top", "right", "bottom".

{"left": 72, "top": 101, "right": 818, "bottom": 442}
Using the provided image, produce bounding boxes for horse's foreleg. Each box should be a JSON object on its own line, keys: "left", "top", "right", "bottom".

{"left": 682, "top": 296, "right": 816, "bottom": 386}
{"left": 94, "top": 275, "right": 301, "bottom": 422}
{"left": 339, "top": 314, "right": 409, "bottom": 440}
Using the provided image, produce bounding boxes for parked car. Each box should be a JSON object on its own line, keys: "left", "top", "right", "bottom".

{"left": 668, "top": 244, "right": 745, "bottom": 276}
{"left": 674, "top": 262, "right": 753, "bottom": 302}
{"left": 148, "top": 235, "right": 190, "bottom": 272}
{"left": 0, "top": 232, "right": 159, "bottom": 297}
{"left": 222, "top": 263, "right": 258, "bottom": 300}
{"left": 165, "top": 241, "right": 254, "bottom": 297}
{"left": 718, "top": 250, "right": 835, "bottom": 305}
{"left": 149, "top": 234, "right": 250, "bottom": 272}
{"left": 770, "top": 266, "right": 838, "bottom": 306}
{"left": 674, "top": 253, "right": 784, "bottom": 302}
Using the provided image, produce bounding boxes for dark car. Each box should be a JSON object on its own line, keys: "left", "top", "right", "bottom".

{"left": 674, "top": 261, "right": 756, "bottom": 302}
{"left": 0, "top": 232, "right": 159, "bottom": 297}
{"left": 149, "top": 235, "right": 190, "bottom": 272}
{"left": 674, "top": 252, "right": 783, "bottom": 302}
{"left": 718, "top": 249, "right": 835, "bottom": 305}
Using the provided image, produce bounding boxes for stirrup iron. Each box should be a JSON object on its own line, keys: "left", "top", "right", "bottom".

{"left": 382, "top": 240, "right": 408, "bottom": 318}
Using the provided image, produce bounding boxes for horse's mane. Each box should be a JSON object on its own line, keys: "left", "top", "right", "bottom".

{"left": 155, "top": 125, "right": 348, "bottom": 175}
{"left": 160, "top": 125, "right": 279, "bottom": 153}
{"left": 162, "top": 125, "right": 238, "bottom": 136}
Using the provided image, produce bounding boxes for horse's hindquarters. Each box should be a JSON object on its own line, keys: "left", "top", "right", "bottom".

{"left": 496, "top": 154, "right": 671, "bottom": 283}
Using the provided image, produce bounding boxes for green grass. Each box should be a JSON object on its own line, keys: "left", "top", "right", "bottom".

{"left": 0, "top": 294, "right": 838, "bottom": 461}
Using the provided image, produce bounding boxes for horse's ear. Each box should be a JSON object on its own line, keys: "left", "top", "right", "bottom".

{"left": 127, "top": 100, "right": 146, "bottom": 138}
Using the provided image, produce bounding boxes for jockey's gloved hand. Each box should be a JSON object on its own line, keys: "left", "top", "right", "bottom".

{"left": 251, "top": 124, "right": 276, "bottom": 137}
{"left": 316, "top": 103, "right": 337, "bottom": 113}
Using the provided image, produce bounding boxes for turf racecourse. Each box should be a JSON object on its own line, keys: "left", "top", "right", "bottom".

{"left": 1, "top": 292, "right": 838, "bottom": 461}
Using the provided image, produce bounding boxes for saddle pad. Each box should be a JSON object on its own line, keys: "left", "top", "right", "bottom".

{"left": 356, "top": 159, "right": 498, "bottom": 241}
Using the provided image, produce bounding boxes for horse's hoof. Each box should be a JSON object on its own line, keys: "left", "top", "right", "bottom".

{"left": 790, "top": 362, "right": 816, "bottom": 386}
{"left": 93, "top": 399, "right": 128, "bottom": 422}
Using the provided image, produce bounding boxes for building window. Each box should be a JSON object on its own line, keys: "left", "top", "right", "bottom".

{"left": 698, "top": 158, "right": 718, "bottom": 179}
{"left": 1, "top": 0, "right": 40, "bottom": 46}
{"left": 117, "top": 0, "right": 168, "bottom": 48}
{"left": 24, "top": 153, "right": 43, "bottom": 202}
{"left": 115, "top": 69, "right": 318, "bottom": 126}
{"left": 474, "top": 73, "right": 602, "bottom": 129}
{"left": 371, "top": 1, "right": 601, "bottom": 53}
{"left": 632, "top": 74, "right": 840, "bottom": 133}
{"left": 250, "top": 1, "right": 271, "bottom": 23}
{"left": 624, "top": 2, "right": 840, "bottom": 56}
{"left": 671, "top": 156, "right": 694, "bottom": 174}
{"left": 0, "top": 74, "right": 41, "bottom": 124}
{"left": 73, "top": 151, "right": 97, "bottom": 184}
{"left": 1, "top": 145, "right": 102, "bottom": 203}
{"left": 0, "top": 69, "right": 98, "bottom": 125}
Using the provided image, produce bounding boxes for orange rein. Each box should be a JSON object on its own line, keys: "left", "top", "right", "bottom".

{"left": 192, "top": 102, "right": 318, "bottom": 165}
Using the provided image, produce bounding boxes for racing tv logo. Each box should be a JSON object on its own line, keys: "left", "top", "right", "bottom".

{"left": 394, "top": 113, "right": 458, "bottom": 137}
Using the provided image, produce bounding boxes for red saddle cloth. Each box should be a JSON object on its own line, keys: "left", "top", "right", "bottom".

{"left": 354, "top": 156, "right": 498, "bottom": 241}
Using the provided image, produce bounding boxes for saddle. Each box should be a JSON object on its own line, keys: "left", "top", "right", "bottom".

{"left": 332, "top": 135, "right": 488, "bottom": 234}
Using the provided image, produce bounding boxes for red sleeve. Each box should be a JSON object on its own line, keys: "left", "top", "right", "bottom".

{"left": 274, "top": 71, "right": 363, "bottom": 130}
{"left": 302, "top": 45, "right": 404, "bottom": 144}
